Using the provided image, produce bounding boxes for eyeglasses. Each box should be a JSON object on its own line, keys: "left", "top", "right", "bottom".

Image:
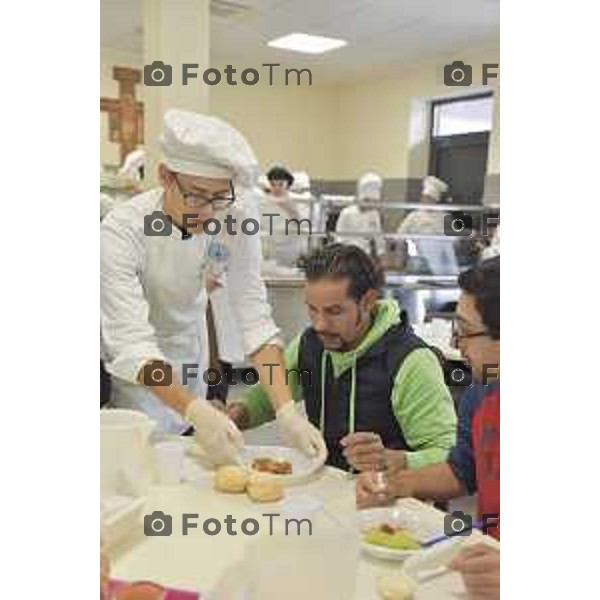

{"left": 173, "top": 175, "right": 235, "bottom": 210}
{"left": 451, "top": 319, "right": 490, "bottom": 348}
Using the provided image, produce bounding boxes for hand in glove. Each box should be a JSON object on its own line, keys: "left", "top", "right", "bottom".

{"left": 276, "top": 402, "right": 327, "bottom": 458}
{"left": 185, "top": 399, "right": 243, "bottom": 467}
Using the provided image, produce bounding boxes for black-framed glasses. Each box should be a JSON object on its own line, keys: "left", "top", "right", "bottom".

{"left": 173, "top": 175, "right": 235, "bottom": 210}
{"left": 451, "top": 319, "right": 490, "bottom": 348}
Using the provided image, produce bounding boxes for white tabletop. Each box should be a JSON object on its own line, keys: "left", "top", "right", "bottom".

{"left": 108, "top": 460, "right": 455, "bottom": 600}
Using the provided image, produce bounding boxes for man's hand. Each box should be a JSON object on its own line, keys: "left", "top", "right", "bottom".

{"left": 276, "top": 402, "right": 327, "bottom": 458}
{"left": 185, "top": 399, "right": 243, "bottom": 467}
{"left": 227, "top": 402, "right": 250, "bottom": 430}
{"left": 356, "top": 471, "right": 393, "bottom": 509}
{"left": 450, "top": 544, "right": 500, "bottom": 600}
{"left": 356, "top": 469, "right": 416, "bottom": 509}
{"left": 340, "top": 432, "right": 407, "bottom": 473}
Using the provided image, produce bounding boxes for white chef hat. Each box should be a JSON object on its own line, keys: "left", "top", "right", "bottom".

{"left": 290, "top": 171, "right": 311, "bottom": 192}
{"left": 422, "top": 176, "right": 448, "bottom": 201}
{"left": 159, "top": 109, "right": 260, "bottom": 187}
{"left": 357, "top": 172, "right": 383, "bottom": 201}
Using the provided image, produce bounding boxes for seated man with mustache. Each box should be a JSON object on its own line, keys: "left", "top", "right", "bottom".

{"left": 228, "top": 244, "right": 457, "bottom": 472}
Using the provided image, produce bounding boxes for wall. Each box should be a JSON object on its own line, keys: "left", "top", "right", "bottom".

{"left": 100, "top": 43, "right": 500, "bottom": 197}
{"left": 209, "top": 76, "right": 340, "bottom": 179}
{"left": 335, "top": 44, "right": 500, "bottom": 180}
{"left": 100, "top": 49, "right": 339, "bottom": 177}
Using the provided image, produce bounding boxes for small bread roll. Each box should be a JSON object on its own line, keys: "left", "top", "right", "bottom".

{"left": 246, "top": 475, "right": 284, "bottom": 503}
{"left": 376, "top": 573, "right": 415, "bottom": 600}
{"left": 214, "top": 465, "right": 249, "bottom": 493}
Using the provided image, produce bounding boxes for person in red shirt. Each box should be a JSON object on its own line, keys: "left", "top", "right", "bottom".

{"left": 357, "top": 256, "right": 500, "bottom": 599}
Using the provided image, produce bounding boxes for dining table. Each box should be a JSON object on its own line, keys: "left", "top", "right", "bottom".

{"left": 107, "top": 429, "right": 489, "bottom": 600}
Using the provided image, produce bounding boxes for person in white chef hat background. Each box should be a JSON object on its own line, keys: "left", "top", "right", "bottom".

{"left": 395, "top": 175, "right": 460, "bottom": 321}
{"left": 260, "top": 166, "right": 312, "bottom": 268}
{"left": 335, "top": 171, "right": 385, "bottom": 257}
{"left": 101, "top": 109, "right": 326, "bottom": 465}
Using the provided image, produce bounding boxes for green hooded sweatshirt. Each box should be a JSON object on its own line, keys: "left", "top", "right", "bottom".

{"left": 240, "top": 298, "right": 457, "bottom": 469}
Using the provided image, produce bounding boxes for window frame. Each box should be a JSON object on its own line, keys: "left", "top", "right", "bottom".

{"left": 429, "top": 92, "right": 494, "bottom": 140}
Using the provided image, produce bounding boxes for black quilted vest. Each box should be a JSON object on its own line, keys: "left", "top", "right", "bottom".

{"left": 297, "top": 312, "right": 430, "bottom": 470}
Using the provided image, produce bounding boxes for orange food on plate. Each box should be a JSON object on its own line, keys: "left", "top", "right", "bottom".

{"left": 251, "top": 457, "right": 292, "bottom": 475}
{"left": 114, "top": 581, "right": 166, "bottom": 600}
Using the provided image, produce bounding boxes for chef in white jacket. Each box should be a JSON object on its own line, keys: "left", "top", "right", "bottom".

{"left": 261, "top": 166, "right": 311, "bottom": 267}
{"left": 101, "top": 110, "right": 325, "bottom": 465}
{"left": 396, "top": 175, "right": 459, "bottom": 319}
{"left": 397, "top": 175, "right": 458, "bottom": 275}
{"left": 335, "top": 172, "right": 384, "bottom": 256}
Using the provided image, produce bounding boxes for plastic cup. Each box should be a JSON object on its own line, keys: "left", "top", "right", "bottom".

{"left": 153, "top": 441, "right": 185, "bottom": 485}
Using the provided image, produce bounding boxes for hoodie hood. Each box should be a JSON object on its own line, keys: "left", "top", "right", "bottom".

{"left": 327, "top": 298, "right": 401, "bottom": 379}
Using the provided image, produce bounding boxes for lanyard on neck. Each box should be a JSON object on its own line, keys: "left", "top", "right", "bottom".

{"left": 319, "top": 351, "right": 357, "bottom": 435}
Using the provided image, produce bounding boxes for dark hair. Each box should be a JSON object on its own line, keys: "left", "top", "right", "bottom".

{"left": 458, "top": 256, "right": 500, "bottom": 340}
{"left": 298, "top": 243, "right": 384, "bottom": 301}
{"left": 266, "top": 166, "right": 294, "bottom": 187}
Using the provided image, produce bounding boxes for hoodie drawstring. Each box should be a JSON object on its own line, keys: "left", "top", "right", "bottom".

{"left": 320, "top": 351, "right": 327, "bottom": 434}
{"left": 349, "top": 354, "right": 357, "bottom": 434}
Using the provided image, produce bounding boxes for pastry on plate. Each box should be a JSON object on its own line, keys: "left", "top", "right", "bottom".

{"left": 246, "top": 475, "right": 284, "bottom": 503}
{"left": 214, "top": 465, "right": 249, "bottom": 493}
{"left": 251, "top": 457, "right": 293, "bottom": 475}
{"left": 114, "top": 581, "right": 166, "bottom": 600}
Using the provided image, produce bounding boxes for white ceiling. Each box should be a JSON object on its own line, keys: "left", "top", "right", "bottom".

{"left": 101, "top": 0, "right": 499, "bottom": 82}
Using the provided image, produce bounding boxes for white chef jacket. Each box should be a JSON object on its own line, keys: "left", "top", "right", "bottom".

{"left": 335, "top": 205, "right": 384, "bottom": 255}
{"left": 100, "top": 188, "right": 279, "bottom": 432}
{"left": 209, "top": 276, "right": 246, "bottom": 364}
{"left": 260, "top": 192, "right": 311, "bottom": 267}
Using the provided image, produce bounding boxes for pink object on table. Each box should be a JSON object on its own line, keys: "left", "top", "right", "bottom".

{"left": 109, "top": 579, "right": 201, "bottom": 599}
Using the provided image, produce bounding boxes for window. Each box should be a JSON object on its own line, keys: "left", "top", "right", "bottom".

{"left": 432, "top": 95, "right": 494, "bottom": 137}
{"left": 428, "top": 93, "right": 494, "bottom": 205}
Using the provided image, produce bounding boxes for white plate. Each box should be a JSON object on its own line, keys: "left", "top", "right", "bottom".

{"left": 358, "top": 506, "right": 444, "bottom": 562}
{"left": 186, "top": 443, "right": 326, "bottom": 486}
{"left": 239, "top": 445, "right": 326, "bottom": 486}
{"left": 401, "top": 533, "right": 499, "bottom": 599}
